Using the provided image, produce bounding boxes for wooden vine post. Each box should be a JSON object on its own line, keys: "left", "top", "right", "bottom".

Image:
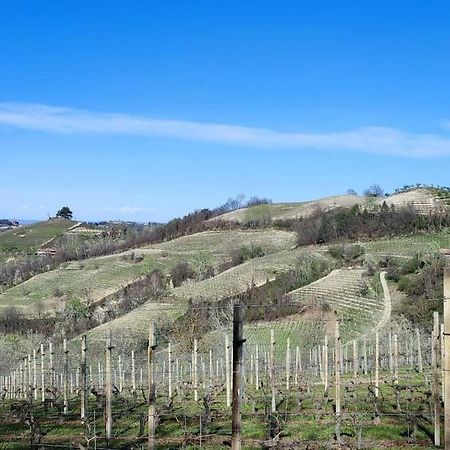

{"left": 432, "top": 311, "right": 440, "bottom": 447}
{"left": 334, "top": 321, "right": 341, "bottom": 444}
{"left": 131, "top": 350, "right": 136, "bottom": 392}
{"left": 270, "top": 329, "right": 276, "bottom": 413}
{"left": 193, "top": 338, "right": 198, "bottom": 402}
{"left": 148, "top": 322, "right": 157, "bottom": 450}
{"left": 225, "top": 334, "right": 231, "bottom": 407}
{"left": 324, "top": 335, "right": 328, "bottom": 392}
{"left": 285, "top": 337, "right": 291, "bottom": 391}
{"left": 352, "top": 340, "right": 358, "bottom": 379}
{"left": 231, "top": 303, "right": 244, "bottom": 450}
{"left": 105, "top": 330, "right": 113, "bottom": 441}
{"left": 393, "top": 333, "right": 399, "bottom": 385}
{"left": 374, "top": 332, "right": 379, "bottom": 398}
{"left": 415, "top": 328, "right": 423, "bottom": 373}
{"left": 168, "top": 343, "right": 172, "bottom": 399}
{"left": 40, "top": 343, "right": 45, "bottom": 403}
{"left": 63, "top": 338, "right": 69, "bottom": 414}
{"left": 255, "top": 344, "right": 259, "bottom": 390}
{"left": 33, "top": 349, "right": 37, "bottom": 401}
{"left": 49, "top": 342, "right": 54, "bottom": 390}
{"left": 441, "top": 249, "right": 450, "bottom": 449}
{"left": 80, "top": 334, "right": 88, "bottom": 423}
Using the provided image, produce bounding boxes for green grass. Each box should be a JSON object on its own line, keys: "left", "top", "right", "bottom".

{"left": 361, "top": 229, "right": 450, "bottom": 258}
{"left": 0, "top": 219, "right": 76, "bottom": 259}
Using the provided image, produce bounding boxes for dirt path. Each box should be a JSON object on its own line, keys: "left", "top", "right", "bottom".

{"left": 358, "top": 271, "right": 391, "bottom": 341}
{"left": 373, "top": 271, "right": 392, "bottom": 333}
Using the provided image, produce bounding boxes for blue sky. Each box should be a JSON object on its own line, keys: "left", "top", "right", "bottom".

{"left": 1, "top": 0, "right": 450, "bottom": 222}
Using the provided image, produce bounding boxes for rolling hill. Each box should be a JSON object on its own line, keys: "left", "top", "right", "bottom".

{"left": 0, "top": 218, "right": 77, "bottom": 260}
{"left": 85, "top": 246, "right": 331, "bottom": 341}
{"left": 0, "top": 229, "right": 297, "bottom": 316}
{"left": 211, "top": 194, "right": 367, "bottom": 222}
{"left": 211, "top": 188, "right": 450, "bottom": 224}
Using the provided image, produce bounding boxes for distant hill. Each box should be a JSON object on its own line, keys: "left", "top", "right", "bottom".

{"left": 211, "top": 194, "right": 367, "bottom": 223}
{"left": 0, "top": 218, "right": 77, "bottom": 259}
{"left": 211, "top": 188, "right": 450, "bottom": 223}
{"left": 380, "top": 187, "right": 450, "bottom": 214}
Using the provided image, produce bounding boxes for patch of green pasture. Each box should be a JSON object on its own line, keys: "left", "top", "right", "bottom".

{"left": 0, "top": 219, "right": 76, "bottom": 255}
{"left": 361, "top": 229, "right": 450, "bottom": 258}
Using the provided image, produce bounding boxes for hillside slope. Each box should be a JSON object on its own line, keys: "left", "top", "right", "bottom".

{"left": 290, "top": 268, "right": 384, "bottom": 340}
{"left": 212, "top": 188, "right": 450, "bottom": 224}
{"left": 0, "top": 219, "right": 77, "bottom": 260}
{"left": 211, "top": 195, "right": 367, "bottom": 222}
{"left": 379, "top": 187, "right": 449, "bottom": 213}
{"left": 86, "top": 247, "right": 330, "bottom": 341}
{"left": 0, "top": 229, "right": 296, "bottom": 315}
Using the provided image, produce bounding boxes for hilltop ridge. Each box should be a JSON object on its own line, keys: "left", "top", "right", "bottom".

{"left": 211, "top": 187, "right": 450, "bottom": 223}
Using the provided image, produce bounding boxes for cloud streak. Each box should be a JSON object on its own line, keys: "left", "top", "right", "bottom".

{"left": 1, "top": 102, "right": 450, "bottom": 157}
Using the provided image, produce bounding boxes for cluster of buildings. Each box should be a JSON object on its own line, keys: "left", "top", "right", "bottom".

{"left": 0, "top": 219, "right": 20, "bottom": 232}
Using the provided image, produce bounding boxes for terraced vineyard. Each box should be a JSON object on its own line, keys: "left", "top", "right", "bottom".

{"left": 289, "top": 269, "right": 384, "bottom": 341}
{"left": 0, "top": 229, "right": 298, "bottom": 317}
{"left": 212, "top": 188, "right": 450, "bottom": 224}
{"left": 0, "top": 250, "right": 172, "bottom": 315}
{"left": 86, "top": 247, "right": 332, "bottom": 341}
{"left": 152, "top": 229, "right": 297, "bottom": 255}
{"left": 171, "top": 248, "right": 328, "bottom": 301}
{"left": 1, "top": 209, "right": 448, "bottom": 449}
{"left": 379, "top": 187, "right": 449, "bottom": 213}
{"left": 211, "top": 194, "right": 367, "bottom": 222}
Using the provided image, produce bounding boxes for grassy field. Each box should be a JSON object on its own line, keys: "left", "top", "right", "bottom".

{"left": 360, "top": 229, "right": 450, "bottom": 258}
{"left": 0, "top": 219, "right": 76, "bottom": 260}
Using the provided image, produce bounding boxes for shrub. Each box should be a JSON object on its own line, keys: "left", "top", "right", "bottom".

{"left": 394, "top": 254, "right": 445, "bottom": 329}
{"left": 231, "top": 245, "right": 266, "bottom": 265}
{"left": 170, "top": 261, "right": 196, "bottom": 287}
{"left": 328, "top": 244, "right": 365, "bottom": 262}
{"left": 243, "top": 204, "right": 272, "bottom": 228}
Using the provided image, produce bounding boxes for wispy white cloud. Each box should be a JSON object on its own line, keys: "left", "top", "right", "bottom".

{"left": 1, "top": 102, "right": 450, "bottom": 157}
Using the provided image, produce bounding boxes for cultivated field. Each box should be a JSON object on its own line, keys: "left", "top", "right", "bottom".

{"left": 211, "top": 195, "right": 367, "bottom": 222}
{"left": 0, "top": 315, "right": 441, "bottom": 449}
{"left": 152, "top": 229, "right": 297, "bottom": 255}
{"left": 381, "top": 187, "right": 450, "bottom": 213}
{"left": 290, "top": 269, "right": 385, "bottom": 341}
{"left": 86, "top": 247, "right": 332, "bottom": 342}
{"left": 0, "top": 229, "right": 297, "bottom": 316}
{"left": 1, "top": 193, "right": 449, "bottom": 449}
{"left": 212, "top": 188, "right": 450, "bottom": 224}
